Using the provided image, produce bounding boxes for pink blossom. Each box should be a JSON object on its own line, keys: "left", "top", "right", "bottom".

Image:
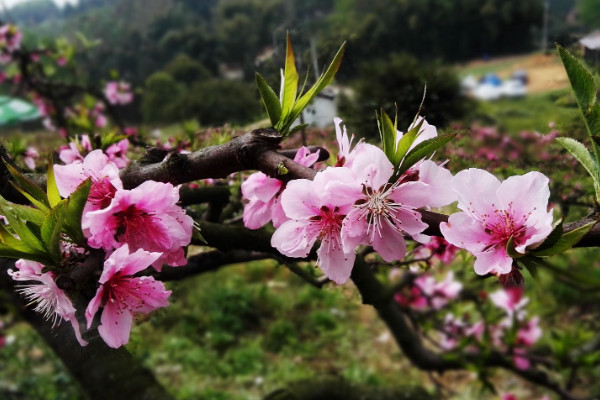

{"left": 0, "top": 24, "right": 22, "bottom": 63}
{"left": 104, "top": 81, "right": 133, "bottom": 105}
{"left": 517, "top": 316, "right": 542, "bottom": 347}
{"left": 242, "top": 147, "right": 320, "bottom": 229}
{"left": 85, "top": 244, "right": 171, "bottom": 348}
{"left": 54, "top": 150, "right": 123, "bottom": 214}
{"left": 8, "top": 259, "right": 87, "bottom": 346}
{"left": 95, "top": 113, "right": 107, "bottom": 128}
{"left": 334, "top": 117, "right": 355, "bottom": 166}
{"left": 84, "top": 180, "right": 193, "bottom": 270}
{"left": 331, "top": 143, "right": 432, "bottom": 262}
{"left": 24, "top": 147, "right": 39, "bottom": 170}
{"left": 271, "top": 167, "right": 356, "bottom": 284}
{"left": 415, "top": 236, "right": 459, "bottom": 264}
{"left": 105, "top": 139, "right": 130, "bottom": 168}
{"left": 395, "top": 272, "right": 462, "bottom": 310}
{"left": 58, "top": 134, "right": 93, "bottom": 164}
{"left": 57, "top": 56, "right": 67, "bottom": 66}
{"left": 440, "top": 169, "right": 553, "bottom": 276}
{"left": 490, "top": 287, "right": 528, "bottom": 319}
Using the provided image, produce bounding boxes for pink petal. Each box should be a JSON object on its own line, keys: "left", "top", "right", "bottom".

{"left": 389, "top": 181, "right": 431, "bottom": 208}
{"left": 452, "top": 168, "right": 501, "bottom": 219}
{"left": 98, "top": 301, "right": 134, "bottom": 348}
{"left": 317, "top": 244, "right": 355, "bottom": 284}
{"left": 441, "top": 212, "right": 490, "bottom": 254}
{"left": 85, "top": 286, "right": 104, "bottom": 329}
{"left": 243, "top": 198, "right": 273, "bottom": 229}
{"left": 473, "top": 246, "right": 513, "bottom": 275}
{"left": 279, "top": 179, "right": 321, "bottom": 220}
{"left": 271, "top": 220, "right": 316, "bottom": 258}
{"left": 371, "top": 221, "right": 408, "bottom": 262}
{"left": 418, "top": 160, "right": 457, "bottom": 207}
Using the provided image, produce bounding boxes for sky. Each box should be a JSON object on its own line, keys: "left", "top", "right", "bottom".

{"left": 1, "top": 0, "right": 77, "bottom": 8}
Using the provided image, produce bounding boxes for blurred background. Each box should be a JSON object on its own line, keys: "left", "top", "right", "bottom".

{"left": 1, "top": 1, "right": 600, "bottom": 399}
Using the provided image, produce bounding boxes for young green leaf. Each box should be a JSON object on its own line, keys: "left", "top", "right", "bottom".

{"left": 288, "top": 123, "right": 309, "bottom": 136}
{"left": 556, "top": 137, "right": 600, "bottom": 201}
{"left": 531, "top": 220, "right": 596, "bottom": 257}
{"left": 0, "top": 243, "right": 53, "bottom": 264}
{"left": 0, "top": 196, "right": 45, "bottom": 225}
{"left": 0, "top": 223, "right": 32, "bottom": 252}
{"left": 0, "top": 202, "right": 46, "bottom": 253}
{"left": 378, "top": 109, "right": 398, "bottom": 164}
{"left": 279, "top": 34, "right": 299, "bottom": 120}
{"left": 397, "top": 133, "right": 456, "bottom": 176}
{"left": 517, "top": 256, "right": 542, "bottom": 278}
{"left": 4, "top": 162, "right": 50, "bottom": 210}
{"left": 394, "top": 118, "right": 423, "bottom": 166}
{"left": 286, "top": 42, "right": 346, "bottom": 128}
{"left": 505, "top": 236, "right": 525, "bottom": 259}
{"left": 557, "top": 45, "right": 596, "bottom": 111}
{"left": 41, "top": 200, "right": 68, "bottom": 263}
{"left": 46, "top": 158, "right": 62, "bottom": 207}
{"left": 63, "top": 178, "right": 91, "bottom": 245}
{"left": 532, "top": 220, "right": 563, "bottom": 252}
{"left": 256, "top": 72, "right": 282, "bottom": 127}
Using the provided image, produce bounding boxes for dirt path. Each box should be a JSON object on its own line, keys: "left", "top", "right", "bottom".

{"left": 461, "top": 53, "right": 570, "bottom": 93}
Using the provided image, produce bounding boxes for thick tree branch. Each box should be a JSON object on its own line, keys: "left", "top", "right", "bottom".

{"left": 155, "top": 250, "right": 272, "bottom": 281}
{"left": 0, "top": 258, "right": 173, "bottom": 400}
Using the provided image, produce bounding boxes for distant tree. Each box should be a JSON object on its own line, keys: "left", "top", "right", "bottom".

{"left": 578, "top": 0, "right": 600, "bottom": 28}
{"left": 338, "top": 53, "right": 472, "bottom": 136}
{"left": 177, "top": 79, "right": 262, "bottom": 126}
{"left": 142, "top": 72, "right": 181, "bottom": 123}
{"left": 164, "top": 53, "right": 212, "bottom": 86}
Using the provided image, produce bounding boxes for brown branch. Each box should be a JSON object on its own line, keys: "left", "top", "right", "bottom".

{"left": 155, "top": 250, "right": 272, "bottom": 281}
{"left": 0, "top": 258, "right": 174, "bottom": 400}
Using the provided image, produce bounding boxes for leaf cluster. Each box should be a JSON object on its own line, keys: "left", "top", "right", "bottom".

{"left": 0, "top": 160, "right": 90, "bottom": 269}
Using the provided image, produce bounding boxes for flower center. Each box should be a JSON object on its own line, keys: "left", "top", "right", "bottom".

{"left": 354, "top": 183, "right": 407, "bottom": 239}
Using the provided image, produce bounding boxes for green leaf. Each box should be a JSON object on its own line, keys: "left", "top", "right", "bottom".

{"left": 46, "top": 158, "right": 61, "bottom": 207}
{"left": 288, "top": 123, "right": 308, "bottom": 136}
{"left": 505, "top": 236, "right": 524, "bottom": 259}
{"left": 4, "top": 162, "right": 50, "bottom": 210}
{"left": 256, "top": 72, "right": 282, "bottom": 127}
{"left": 279, "top": 34, "right": 299, "bottom": 121}
{"left": 41, "top": 200, "right": 67, "bottom": 263}
{"left": 557, "top": 45, "right": 596, "bottom": 111}
{"left": 531, "top": 220, "right": 596, "bottom": 257}
{"left": 532, "top": 220, "right": 563, "bottom": 252}
{"left": 100, "top": 131, "right": 128, "bottom": 149}
{"left": 518, "top": 256, "right": 541, "bottom": 278}
{"left": 0, "top": 223, "right": 31, "bottom": 252}
{"left": 394, "top": 118, "right": 423, "bottom": 166}
{"left": 0, "top": 243, "right": 53, "bottom": 264}
{"left": 0, "top": 196, "right": 44, "bottom": 225}
{"left": 0, "top": 202, "right": 46, "bottom": 253}
{"left": 378, "top": 109, "right": 398, "bottom": 164}
{"left": 286, "top": 42, "right": 346, "bottom": 131}
{"left": 556, "top": 137, "right": 600, "bottom": 201}
{"left": 398, "top": 133, "right": 456, "bottom": 176}
{"left": 63, "top": 178, "right": 91, "bottom": 245}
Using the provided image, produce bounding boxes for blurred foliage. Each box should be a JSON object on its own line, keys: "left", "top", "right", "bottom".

{"left": 338, "top": 53, "right": 473, "bottom": 136}
{"left": 8, "top": 0, "right": 581, "bottom": 127}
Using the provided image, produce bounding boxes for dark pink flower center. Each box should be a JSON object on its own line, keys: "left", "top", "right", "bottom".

{"left": 89, "top": 178, "right": 117, "bottom": 209}
{"left": 484, "top": 210, "right": 527, "bottom": 248}
{"left": 113, "top": 205, "right": 154, "bottom": 241}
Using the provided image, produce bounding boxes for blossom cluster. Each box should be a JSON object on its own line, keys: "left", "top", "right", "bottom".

{"left": 9, "top": 143, "right": 193, "bottom": 348}
{"left": 436, "top": 286, "right": 542, "bottom": 370}
{"left": 242, "top": 117, "right": 553, "bottom": 284}
{"left": 0, "top": 24, "right": 22, "bottom": 64}
{"left": 104, "top": 81, "right": 134, "bottom": 105}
